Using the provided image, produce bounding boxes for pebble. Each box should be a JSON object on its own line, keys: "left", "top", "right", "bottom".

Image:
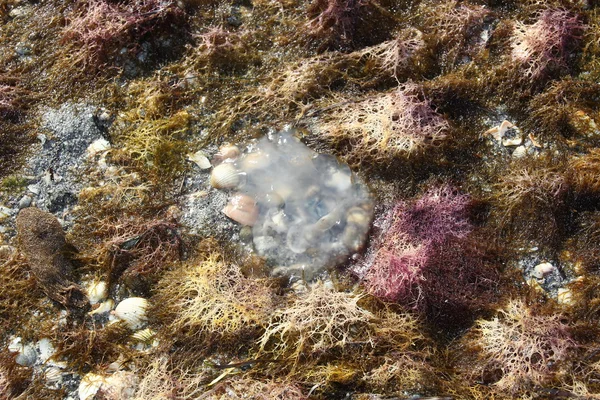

{"left": 533, "top": 262, "right": 555, "bottom": 279}
{"left": 18, "top": 195, "right": 32, "bottom": 209}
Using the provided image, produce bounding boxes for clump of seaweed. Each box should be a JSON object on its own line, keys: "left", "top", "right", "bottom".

{"left": 132, "top": 357, "right": 182, "bottom": 400}
{"left": 569, "top": 149, "right": 600, "bottom": 196}
{"left": 510, "top": 7, "right": 584, "bottom": 81}
{"left": 98, "top": 215, "right": 182, "bottom": 290}
{"left": 361, "top": 185, "right": 501, "bottom": 330}
{"left": 192, "top": 26, "right": 255, "bottom": 73}
{"left": 114, "top": 110, "right": 191, "bottom": 183}
{"left": 470, "top": 300, "right": 575, "bottom": 393}
{"left": 524, "top": 78, "right": 600, "bottom": 141}
{"left": 316, "top": 82, "right": 449, "bottom": 165}
{"left": 420, "top": 0, "right": 491, "bottom": 70}
{"left": 0, "top": 249, "right": 42, "bottom": 339}
{"left": 153, "top": 241, "right": 274, "bottom": 349}
{"left": 358, "top": 28, "right": 426, "bottom": 80}
{"left": 0, "top": 351, "right": 31, "bottom": 399}
{"left": 490, "top": 158, "right": 568, "bottom": 247}
{"left": 255, "top": 282, "right": 433, "bottom": 394}
{"left": 0, "top": 75, "right": 30, "bottom": 121}
{"left": 71, "top": 166, "right": 183, "bottom": 295}
{"left": 59, "top": 0, "right": 187, "bottom": 76}
{"left": 362, "top": 186, "right": 469, "bottom": 302}
{"left": 52, "top": 322, "right": 131, "bottom": 372}
{"left": 258, "top": 282, "right": 372, "bottom": 367}
{"left": 362, "top": 352, "right": 436, "bottom": 395}
{"left": 199, "top": 376, "right": 308, "bottom": 399}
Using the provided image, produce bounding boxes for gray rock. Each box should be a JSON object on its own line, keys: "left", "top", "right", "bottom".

{"left": 18, "top": 195, "right": 32, "bottom": 209}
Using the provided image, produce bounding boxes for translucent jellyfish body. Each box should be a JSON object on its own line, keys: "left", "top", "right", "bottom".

{"left": 211, "top": 129, "right": 373, "bottom": 280}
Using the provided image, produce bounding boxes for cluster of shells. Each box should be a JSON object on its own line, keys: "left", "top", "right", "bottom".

{"left": 209, "top": 129, "right": 374, "bottom": 280}
{"left": 6, "top": 277, "right": 154, "bottom": 398}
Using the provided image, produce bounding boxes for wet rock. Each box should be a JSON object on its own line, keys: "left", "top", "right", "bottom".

{"left": 18, "top": 195, "right": 32, "bottom": 209}
{"left": 16, "top": 207, "right": 89, "bottom": 310}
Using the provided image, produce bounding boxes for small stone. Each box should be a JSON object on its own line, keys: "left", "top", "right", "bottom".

{"left": 18, "top": 195, "right": 32, "bottom": 209}
{"left": 533, "top": 262, "right": 555, "bottom": 279}
{"left": 27, "top": 184, "right": 40, "bottom": 195}
{"left": 239, "top": 225, "right": 253, "bottom": 243}
{"left": 0, "top": 207, "right": 11, "bottom": 221}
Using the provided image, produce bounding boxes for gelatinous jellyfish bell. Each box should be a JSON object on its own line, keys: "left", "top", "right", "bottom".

{"left": 211, "top": 128, "right": 374, "bottom": 281}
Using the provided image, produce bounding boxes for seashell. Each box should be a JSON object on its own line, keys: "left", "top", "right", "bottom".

{"left": 533, "top": 262, "right": 555, "bottom": 279}
{"left": 213, "top": 145, "right": 240, "bottom": 164}
{"left": 210, "top": 163, "right": 242, "bottom": 189}
{"left": 113, "top": 297, "right": 148, "bottom": 330}
{"left": 37, "top": 338, "right": 55, "bottom": 363}
{"left": 512, "top": 145, "right": 527, "bottom": 159}
{"left": 9, "top": 337, "right": 37, "bottom": 367}
{"left": 222, "top": 193, "right": 258, "bottom": 226}
{"left": 187, "top": 151, "right": 212, "bottom": 170}
{"left": 44, "top": 366, "right": 63, "bottom": 384}
{"left": 131, "top": 328, "right": 156, "bottom": 343}
{"left": 86, "top": 280, "right": 108, "bottom": 304}
{"left": 79, "top": 373, "right": 104, "bottom": 400}
{"left": 557, "top": 287, "right": 574, "bottom": 305}
{"left": 86, "top": 138, "right": 111, "bottom": 157}
{"left": 89, "top": 299, "right": 114, "bottom": 315}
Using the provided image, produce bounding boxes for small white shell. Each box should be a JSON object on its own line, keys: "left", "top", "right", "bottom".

{"left": 8, "top": 337, "right": 36, "bottom": 367}
{"left": 86, "top": 281, "right": 108, "bottom": 305}
{"left": 512, "top": 145, "right": 527, "bottom": 159}
{"left": 86, "top": 138, "right": 111, "bottom": 157}
{"left": 89, "top": 299, "right": 115, "bottom": 316}
{"left": 79, "top": 373, "right": 104, "bottom": 400}
{"left": 131, "top": 328, "right": 156, "bottom": 343}
{"left": 113, "top": 298, "right": 148, "bottom": 330}
{"left": 44, "top": 366, "right": 63, "bottom": 384}
{"left": 210, "top": 163, "right": 241, "bottom": 189}
{"left": 187, "top": 151, "right": 212, "bottom": 170}
{"left": 37, "top": 338, "right": 55, "bottom": 363}
{"left": 533, "top": 262, "right": 555, "bottom": 279}
{"left": 222, "top": 194, "right": 258, "bottom": 226}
